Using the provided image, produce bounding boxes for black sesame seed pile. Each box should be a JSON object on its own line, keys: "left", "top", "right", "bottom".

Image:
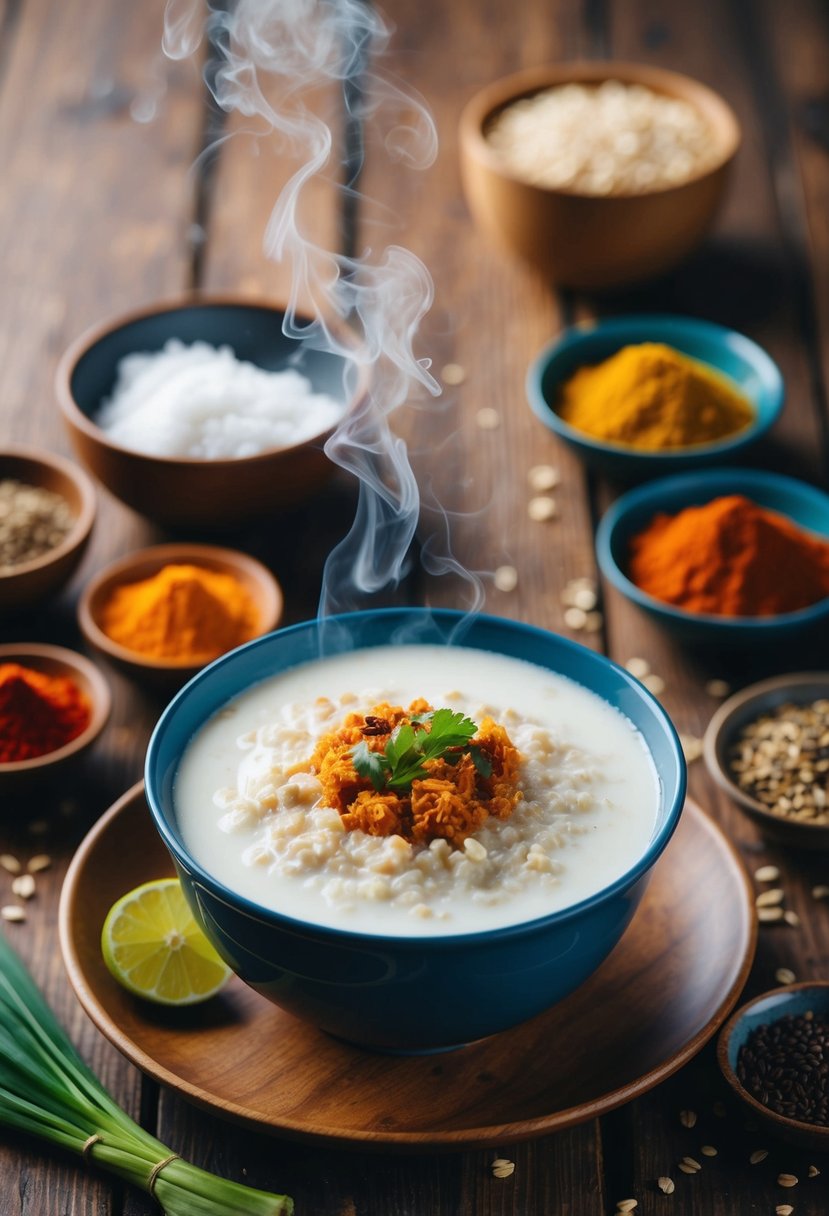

{"left": 737, "top": 1012, "right": 829, "bottom": 1126}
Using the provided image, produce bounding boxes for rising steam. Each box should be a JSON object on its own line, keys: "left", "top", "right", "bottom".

{"left": 163, "top": 0, "right": 483, "bottom": 631}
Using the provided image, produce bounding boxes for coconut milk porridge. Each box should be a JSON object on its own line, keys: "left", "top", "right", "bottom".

{"left": 175, "top": 645, "right": 660, "bottom": 936}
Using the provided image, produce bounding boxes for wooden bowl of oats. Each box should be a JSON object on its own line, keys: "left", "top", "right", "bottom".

{"left": 704, "top": 673, "right": 829, "bottom": 850}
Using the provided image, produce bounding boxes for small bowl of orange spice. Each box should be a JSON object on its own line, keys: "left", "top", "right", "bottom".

{"left": 527, "top": 315, "right": 784, "bottom": 480}
{"left": 596, "top": 468, "right": 829, "bottom": 646}
{"left": 0, "top": 643, "right": 111, "bottom": 790}
{"left": 78, "top": 543, "right": 283, "bottom": 689}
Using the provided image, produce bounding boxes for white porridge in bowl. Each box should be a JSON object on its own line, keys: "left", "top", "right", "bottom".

{"left": 175, "top": 644, "right": 660, "bottom": 936}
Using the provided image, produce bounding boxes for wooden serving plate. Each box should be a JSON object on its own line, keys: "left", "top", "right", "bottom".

{"left": 59, "top": 784, "right": 755, "bottom": 1150}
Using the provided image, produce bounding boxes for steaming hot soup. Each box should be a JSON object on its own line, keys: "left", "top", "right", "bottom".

{"left": 175, "top": 645, "right": 660, "bottom": 936}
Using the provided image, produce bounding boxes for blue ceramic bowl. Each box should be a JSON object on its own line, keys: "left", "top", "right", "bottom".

{"left": 718, "top": 982, "right": 829, "bottom": 1149}
{"left": 596, "top": 468, "right": 829, "bottom": 646}
{"left": 527, "top": 315, "right": 784, "bottom": 480}
{"left": 145, "top": 609, "right": 686, "bottom": 1052}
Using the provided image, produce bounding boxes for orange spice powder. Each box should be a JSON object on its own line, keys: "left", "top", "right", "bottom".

{"left": 628, "top": 494, "right": 829, "bottom": 617}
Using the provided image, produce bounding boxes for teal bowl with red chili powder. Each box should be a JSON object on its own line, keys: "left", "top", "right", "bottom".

{"left": 596, "top": 467, "right": 829, "bottom": 646}
{"left": 0, "top": 643, "right": 110, "bottom": 789}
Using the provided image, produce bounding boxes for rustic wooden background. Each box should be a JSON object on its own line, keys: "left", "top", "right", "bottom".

{"left": 2, "top": 0, "right": 829, "bottom": 1211}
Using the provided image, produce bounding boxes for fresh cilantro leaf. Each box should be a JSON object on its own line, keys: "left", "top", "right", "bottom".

{"left": 352, "top": 708, "right": 484, "bottom": 794}
{"left": 351, "top": 740, "right": 390, "bottom": 791}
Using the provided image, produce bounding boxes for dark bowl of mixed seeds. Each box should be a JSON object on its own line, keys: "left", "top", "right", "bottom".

{"left": 704, "top": 673, "right": 829, "bottom": 850}
{"left": 718, "top": 982, "right": 829, "bottom": 1150}
{"left": 0, "top": 447, "right": 96, "bottom": 611}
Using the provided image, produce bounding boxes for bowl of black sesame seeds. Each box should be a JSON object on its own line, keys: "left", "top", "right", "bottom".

{"left": 718, "top": 982, "right": 829, "bottom": 1150}
{"left": 703, "top": 673, "right": 829, "bottom": 850}
{"left": 0, "top": 448, "right": 96, "bottom": 611}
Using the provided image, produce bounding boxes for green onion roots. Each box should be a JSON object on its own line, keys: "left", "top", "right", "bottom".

{"left": 0, "top": 930, "right": 293, "bottom": 1215}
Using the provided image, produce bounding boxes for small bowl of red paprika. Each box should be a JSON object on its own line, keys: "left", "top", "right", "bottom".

{"left": 0, "top": 643, "right": 111, "bottom": 789}
{"left": 596, "top": 467, "right": 829, "bottom": 646}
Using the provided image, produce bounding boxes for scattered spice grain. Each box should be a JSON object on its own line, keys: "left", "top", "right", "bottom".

{"left": 776, "top": 1206, "right": 794, "bottom": 1216}
{"left": 777, "top": 1174, "right": 798, "bottom": 1188}
{"left": 680, "top": 735, "right": 703, "bottom": 763}
{"left": 808, "top": 1164, "right": 820, "bottom": 1177}
{"left": 616, "top": 1201, "right": 637, "bottom": 1213}
{"left": 679, "top": 1109, "right": 697, "bottom": 1128}
{"left": 490, "top": 1158, "right": 515, "bottom": 1179}
{"left": 475, "top": 407, "right": 500, "bottom": 430}
{"left": 657, "top": 1177, "right": 675, "bottom": 1194}
{"left": 784, "top": 910, "right": 801, "bottom": 927}
{"left": 626, "top": 657, "right": 651, "bottom": 680}
{"left": 700, "top": 1145, "right": 717, "bottom": 1157}
{"left": 750, "top": 1150, "right": 769, "bottom": 1165}
{"left": 494, "top": 566, "right": 518, "bottom": 593}
{"left": 775, "top": 968, "right": 796, "bottom": 985}
{"left": 0, "top": 855, "right": 21, "bottom": 875}
{"left": 1, "top": 906, "right": 25, "bottom": 923}
{"left": 528, "top": 464, "right": 560, "bottom": 492}
{"left": 642, "top": 674, "right": 666, "bottom": 697}
{"left": 812, "top": 885, "right": 829, "bottom": 900}
{"left": 706, "top": 678, "right": 732, "bottom": 698}
{"left": 756, "top": 888, "right": 785, "bottom": 908}
{"left": 441, "top": 363, "right": 466, "bottom": 386}
{"left": 564, "top": 607, "right": 587, "bottom": 630}
{"left": 758, "top": 907, "right": 784, "bottom": 923}
{"left": 528, "top": 496, "right": 557, "bottom": 522}
{"left": 11, "top": 875, "right": 35, "bottom": 901}
{"left": 27, "top": 855, "right": 51, "bottom": 874}
{"left": 755, "top": 865, "right": 781, "bottom": 883}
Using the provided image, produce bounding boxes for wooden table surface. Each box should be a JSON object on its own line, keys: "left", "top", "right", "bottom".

{"left": 3, "top": 0, "right": 829, "bottom": 1212}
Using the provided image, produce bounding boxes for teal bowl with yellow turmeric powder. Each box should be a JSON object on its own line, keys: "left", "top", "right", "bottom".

{"left": 597, "top": 468, "right": 829, "bottom": 646}
{"left": 527, "top": 315, "right": 784, "bottom": 480}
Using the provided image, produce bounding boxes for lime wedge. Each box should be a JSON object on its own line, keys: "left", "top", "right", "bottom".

{"left": 101, "top": 878, "right": 231, "bottom": 1006}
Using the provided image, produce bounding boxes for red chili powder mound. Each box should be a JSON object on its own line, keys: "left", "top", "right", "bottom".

{"left": 0, "top": 663, "right": 91, "bottom": 762}
{"left": 628, "top": 494, "right": 829, "bottom": 617}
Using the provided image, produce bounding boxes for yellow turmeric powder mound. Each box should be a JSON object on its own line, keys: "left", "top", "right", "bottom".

{"left": 298, "top": 700, "right": 522, "bottom": 847}
{"left": 557, "top": 342, "right": 754, "bottom": 451}
{"left": 100, "top": 563, "right": 259, "bottom": 662}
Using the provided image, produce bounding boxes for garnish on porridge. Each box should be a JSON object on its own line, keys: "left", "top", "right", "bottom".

{"left": 295, "top": 700, "right": 522, "bottom": 845}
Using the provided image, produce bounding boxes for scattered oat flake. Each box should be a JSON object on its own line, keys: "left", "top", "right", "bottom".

{"left": 475, "top": 407, "right": 500, "bottom": 430}
{"left": 494, "top": 565, "right": 518, "bottom": 593}
{"left": 528, "top": 495, "right": 557, "bottom": 522}
{"left": 808, "top": 1164, "right": 820, "bottom": 1178}
{"left": 700, "top": 1145, "right": 717, "bottom": 1157}
{"left": 564, "top": 607, "right": 587, "bottom": 630}
{"left": 755, "top": 865, "right": 781, "bottom": 883}
{"left": 1, "top": 906, "right": 25, "bottom": 922}
{"left": 642, "top": 674, "right": 666, "bottom": 696}
{"left": 0, "top": 855, "right": 21, "bottom": 875}
{"left": 750, "top": 1149, "right": 769, "bottom": 1165}
{"left": 784, "top": 910, "right": 800, "bottom": 927}
{"left": 441, "top": 362, "right": 466, "bottom": 385}
{"left": 27, "top": 855, "right": 51, "bottom": 874}
{"left": 490, "top": 1157, "right": 515, "bottom": 1179}
{"left": 657, "top": 1177, "right": 675, "bottom": 1194}
{"left": 679, "top": 1109, "right": 697, "bottom": 1128}
{"left": 776, "top": 1206, "right": 794, "bottom": 1216}
{"left": 706, "top": 679, "right": 731, "bottom": 698}
{"left": 11, "top": 875, "right": 35, "bottom": 901}
{"left": 528, "top": 464, "right": 560, "bottom": 492}
{"left": 680, "top": 734, "right": 703, "bottom": 763}
{"left": 778, "top": 1174, "right": 798, "bottom": 1188}
{"left": 758, "top": 907, "right": 785, "bottom": 923}
{"left": 756, "top": 888, "right": 785, "bottom": 908}
{"left": 626, "top": 657, "right": 651, "bottom": 679}
{"left": 616, "top": 1201, "right": 637, "bottom": 1213}
{"left": 775, "top": 967, "right": 796, "bottom": 985}
{"left": 812, "top": 884, "right": 829, "bottom": 900}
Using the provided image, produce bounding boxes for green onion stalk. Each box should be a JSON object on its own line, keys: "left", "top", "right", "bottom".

{"left": 0, "top": 930, "right": 292, "bottom": 1214}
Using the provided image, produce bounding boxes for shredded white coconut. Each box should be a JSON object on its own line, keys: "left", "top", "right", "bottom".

{"left": 96, "top": 339, "right": 344, "bottom": 458}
